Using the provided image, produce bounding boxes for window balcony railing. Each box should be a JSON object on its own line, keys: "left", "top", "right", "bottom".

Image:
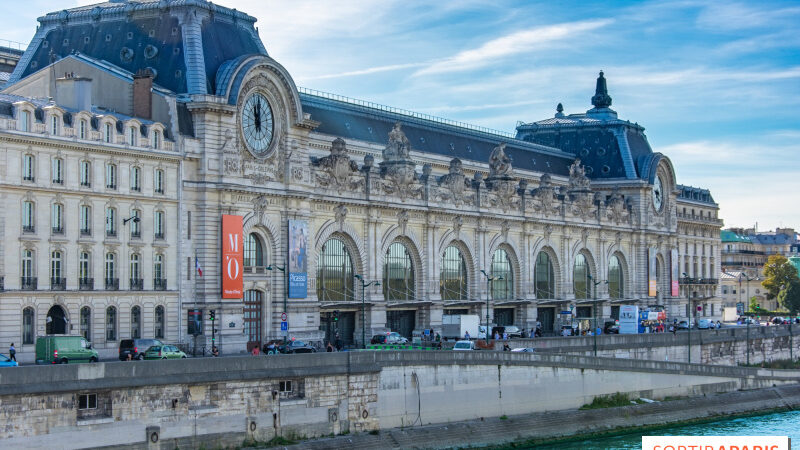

{"left": 131, "top": 186, "right": 141, "bottom": 192}
{"left": 129, "top": 278, "right": 144, "bottom": 291}
{"left": 105, "top": 278, "right": 119, "bottom": 290}
{"left": 80, "top": 228, "right": 91, "bottom": 237}
{"left": 50, "top": 277, "right": 66, "bottom": 290}
{"left": 130, "top": 230, "right": 141, "bottom": 239}
{"left": 23, "top": 175, "right": 34, "bottom": 182}
{"left": 153, "top": 278, "right": 167, "bottom": 291}
{"left": 21, "top": 276, "right": 37, "bottom": 290}
{"left": 79, "top": 277, "right": 94, "bottom": 290}
{"left": 679, "top": 277, "right": 719, "bottom": 285}
{"left": 52, "top": 178, "right": 63, "bottom": 185}
{"left": 52, "top": 226, "right": 64, "bottom": 235}
{"left": 0, "top": 276, "right": 4, "bottom": 291}
{"left": 155, "top": 188, "right": 164, "bottom": 194}
{"left": 106, "top": 183, "right": 117, "bottom": 190}
{"left": 22, "top": 225, "right": 35, "bottom": 233}
{"left": 80, "top": 181, "right": 91, "bottom": 188}
{"left": 106, "top": 229, "right": 117, "bottom": 238}
{"left": 154, "top": 232, "right": 164, "bottom": 240}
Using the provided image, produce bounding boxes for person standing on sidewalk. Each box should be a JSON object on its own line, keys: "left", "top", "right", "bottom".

{"left": 8, "top": 343, "right": 16, "bottom": 362}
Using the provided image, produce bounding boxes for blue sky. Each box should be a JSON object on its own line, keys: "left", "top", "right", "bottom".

{"left": 5, "top": 0, "right": 800, "bottom": 231}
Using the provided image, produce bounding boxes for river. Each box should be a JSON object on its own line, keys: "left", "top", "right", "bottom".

{"left": 535, "top": 409, "right": 800, "bottom": 449}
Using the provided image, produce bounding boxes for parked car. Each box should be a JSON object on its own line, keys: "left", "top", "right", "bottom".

{"left": 143, "top": 345, "right": 187, "bottom": 360}
{"left": 510, "top": 347, "right": 535, "bottom": 353}
{"left": 603, "top": 321, "right": 620, "bottom": 334}
{"left": 370, "top": 332, "right": 408, "bottom": 345}
{"left": 676, "top": 320, "right": 690, "bottom": 330}
{"left": 279, "top": 340, "right": 316, "bottom": 354}
{"left": 697, "top": 319, "right": 712, "bottom": 330}
{"left": 452, "top": 340, "right": 476, "bottom": 351}
{"left": 771, "top": 317, "right": 789, "bottom": 325}
{"left": 35, "top": 336, "right": 98, "bottom": 364}
{"left": 119, "top": 339, "right": 164, "bottom": 361}
{"left": 0, "top": 354, "right": 18, "bottom": 367}
{"left": 503, "top": 326, "right": 522, "bottom": 338}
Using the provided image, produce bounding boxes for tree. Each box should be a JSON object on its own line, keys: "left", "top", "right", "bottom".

{"left": 762, "top": 255, "right": 800, "bottom": 300}
{"left": 778, "top": 279, "right": 800, "bottom": 315}
{"left": 749, "top": 296, "right": 761, "bottom": 313}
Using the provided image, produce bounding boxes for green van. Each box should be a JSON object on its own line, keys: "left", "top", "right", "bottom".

{"left": 35, "top": 336, "right": 99, "bottom": 364}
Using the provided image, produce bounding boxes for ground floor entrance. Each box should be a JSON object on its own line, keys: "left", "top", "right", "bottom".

{"left": 537, "top": 307, "right": 555, "bottom": 334}
{"left": 493, "top": 308, "right": 514, "bottom": 326}
{"left": 386, "top": 310, "right": 416, "bottom": 338}
{"left": 320, "top": 310, "right": 356, "bottom": 348}
{"left": 243, "top": 290, "right": 263, "bottom": 352}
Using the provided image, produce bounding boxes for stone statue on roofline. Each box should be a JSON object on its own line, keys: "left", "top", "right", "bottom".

{"left": 384, "top": 122, "right": 411, "bottom": 161}
{"left": 569, "top": 158, "right": 590, "bottom": 190}
{"left": 488, "top": 142, "right": 512, "bottom": 179}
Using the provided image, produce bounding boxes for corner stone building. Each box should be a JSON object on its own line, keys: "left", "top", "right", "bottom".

{"left": 1, "top": 0, "right": 722, "bottom": 356}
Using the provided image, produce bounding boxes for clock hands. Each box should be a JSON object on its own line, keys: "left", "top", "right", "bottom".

{"left": 254, "top": 98, "right": 262, "bottom": 133}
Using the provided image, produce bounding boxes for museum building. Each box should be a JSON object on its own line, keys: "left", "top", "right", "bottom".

{"left": 0, "top": 0, "right": 722, "bottom": 357}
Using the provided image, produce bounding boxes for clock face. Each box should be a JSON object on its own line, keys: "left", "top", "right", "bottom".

{"left": 653, "top": 175, "right": 663, "bottom": 211}
{"left": 241, "top": 92, "right": 274, "bottom": 156}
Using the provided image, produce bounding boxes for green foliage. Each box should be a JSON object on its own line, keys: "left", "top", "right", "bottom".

{"left": 763, "top": 255, "right": 800, "bottom": 300}
{"left": 749, "top": 297, "right": 761, "bottom": 313}
{"left": 740, "top": 358, "right": 800, "bottom": 369}
{"left": 579, "top": 392, "right": 642, "bottom": 410}
{"left": 777, "top": 279, "right": 800, "bottom": 315}
{"left": 499, "top": 415, "right": 508, "bottom": 420}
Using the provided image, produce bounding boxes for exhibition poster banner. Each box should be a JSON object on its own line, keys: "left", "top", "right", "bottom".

{"left": 671, "top": 248, "right": 680, "bottom": 297}
{"left": 648, "top": 248, "right": 657, "bottom": 297}
{"left": 288, "top": 219, "right": 308, "bottom": 298}
{"left": 221, "top": 214, "right": 243, "bottom": 299}
{"left": 619, "top": 305, "right": 639, "bottom": 334}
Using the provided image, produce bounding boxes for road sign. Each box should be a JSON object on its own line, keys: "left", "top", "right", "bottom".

{"left": 280, "top": 321, "right": 288, "bottom": 331}
{"left": 281, "top": 312, "right": 287, "bottom": 322}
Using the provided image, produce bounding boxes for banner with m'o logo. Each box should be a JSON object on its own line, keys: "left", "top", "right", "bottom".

{"left": 221, "top": 215, "right": 243, "bottom": 299}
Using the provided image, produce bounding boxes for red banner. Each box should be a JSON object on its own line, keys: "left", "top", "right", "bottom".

{"left": 221, "top": 215, "right": 243, "bottom": 299}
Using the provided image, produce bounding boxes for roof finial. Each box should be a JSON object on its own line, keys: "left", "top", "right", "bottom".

{"left": 591, "top": 70, "right": 612, "bottom": 109}
{"left": 555, "top": 102, "right": 564, "bottom": 118}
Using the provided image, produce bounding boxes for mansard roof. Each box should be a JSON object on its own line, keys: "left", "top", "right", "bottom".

{"left": 8, "top": 0, "right": 266, "bottom": 95}
{"left": 300, "top": 90, "right": 577, "bottom": 177}
{"left": 677, "top": 184, "right": 717, "bottom": 205}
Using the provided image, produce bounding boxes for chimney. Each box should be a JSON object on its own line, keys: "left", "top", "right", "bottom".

{"left": 133, "top": 69, "right": 154, "bottom": 120}
{"left": 54, "top": 73, "right": 93, "bottom": 112}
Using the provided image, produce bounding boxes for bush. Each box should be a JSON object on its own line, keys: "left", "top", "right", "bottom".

{"left": 579, "top": 392, "right": 642, "bottom": 410}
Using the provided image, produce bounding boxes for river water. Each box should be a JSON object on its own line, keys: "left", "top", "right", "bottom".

{"left": 535, "top": 410, "right": 800, "bottom": 449}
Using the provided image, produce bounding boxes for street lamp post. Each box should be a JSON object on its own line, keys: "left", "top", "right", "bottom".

{"left": 683, "top": 272, "right": 693, "bottom": 363}
{"left": 354, "top": 274, "right": 380, "bottom": 349}
{"left": 267, "top": 264, "right": 288, "bottom": 344}
{"left": 587, "top": 274, "right": 607, "bottom": 357}
{"left": 480, "top": 270, "right": 503, "bottom": 343}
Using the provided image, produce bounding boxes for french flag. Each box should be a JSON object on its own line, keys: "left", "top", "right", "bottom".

{"left": 195, "top": 257, "right": 203, "bottom": 277}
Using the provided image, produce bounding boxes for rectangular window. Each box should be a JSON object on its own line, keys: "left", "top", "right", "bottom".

{"left": 106, "top": 164, "right": 117, "bottom": 189}
{"left": 154, "top": 169, "right": 164, "bottom": 194}
{"left": 105, "top": 208, "right": 116, "bottom": 237}
{"left": 51, "top": 203, "right": 63, "bottom": 233}
{"left": 51, "top": 158, "right": 63, "bottom": 184}
{"left": 187, "top": 211, "right": 191, "bottom": 239}
{"left": 187, "top": 257, "right": 191, "bottom": 280}
{"left": 80, "top": 205, "right": 91, "bottom": 235}
{"left": 80, "top": 160, "right": 91, "bottom": 187}
{"left": 78, "top": 393, "right": 97, "bottom": 410}
{"left": 130, "top": 210, "right": 141, "bottom": 238}
{"left": 79, "top": 252, "right": 90, "bottom": 279}
{"left": 130, "top": 166, "right": 141, "bottom": 192}
{"left": 104, "top": 123, "right": 112, "bottom": 143}
{"left": 187, "top": 309, "right": 203, "bottom": 336}
{"left": 279, "top": 381, "right": 292, "bottom": 393}
{"left": 20, "top": 110, "right": 30, "bottom": 132}
{"left": 79, "top": 120, "right": 87, "bottom": 140}
{"left": 153, "top": 130, "right": 160, "bottom": 149}
{"left": 50, "top": 115, "right": 58, "bottom": 135}
{"left": 23, "top": 154, "right": 34, "bottom": 181}
{"left": 154, "top": 211, "right": 164, "bottom": 239}
{"left": 23, "top": 201, "right": 35, "bottom": 231}
{"left": 128, "top": 126, "right": 136, "bottom": 146}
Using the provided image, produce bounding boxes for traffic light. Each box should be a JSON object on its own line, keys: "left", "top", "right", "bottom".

{"left": 210, "top": 309, "right": 216, "bottom": 321}
{"left": 333, "top": 310, "right": 339, "bottom": 322}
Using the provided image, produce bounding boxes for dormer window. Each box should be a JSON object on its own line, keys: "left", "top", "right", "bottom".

{"left": 79, "top": 119, "right": 87, "bottom": 140}
{"left": 19, "top": 110, "right": 30, "bottom": 132}
{"left": 50, "top": 115, "right": 59, "bottom": 135}
{"left": 128, "top": 126, "right": 136, "bottom": 146}
{"left": 153, "top": 130, "right": 160, "bottom": 150}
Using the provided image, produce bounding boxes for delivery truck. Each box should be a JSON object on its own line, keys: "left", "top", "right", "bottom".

{"left": 442, "top": 314, "right": 480, "bottom": 339}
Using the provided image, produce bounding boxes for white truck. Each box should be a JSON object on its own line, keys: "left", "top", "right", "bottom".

{"left": 442, "top": 314, "right": 480, "bottom": 339}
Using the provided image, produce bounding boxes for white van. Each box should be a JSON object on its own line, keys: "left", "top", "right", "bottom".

{"left": 452, "top": 340, "right": 476, "bottom": 351}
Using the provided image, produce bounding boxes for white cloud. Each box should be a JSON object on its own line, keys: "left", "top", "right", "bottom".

{"left": 413, "top": 19, "right": 613, "bottom": 76}
{"left": 696, "top": 2, "right": 800, "bottom": 31}
{"left": 304, "top": 62, "right": 428, "bottom": 81}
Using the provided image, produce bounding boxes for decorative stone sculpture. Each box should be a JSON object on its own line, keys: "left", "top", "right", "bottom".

{"left": 379, "top": 122, "right": 422, "bottom": 201}
{"left": 530, "top": 174, "right": 560, "bottom": 217}
{"left": 436, "top": 158, "right": 473, "bottom": 206}
{"left": 566, "top": 159, "right": 595, "bottom": 221}
{"left": 488, "top": 143, "right": 512, "bottom": 179}
{"left": 334, "top": 204, "right": 347, "bottom": 231}
{"left": 568, "top": 159, "right": 591, "bottom": 190}
{"left": 605, "top": 187, "right": 631, "bottom": 224}
{"left": 312, "top": 137, "right": 363, "bottom": 193}
{"left": 384, "top": 122, "right": 411, "bottom": 161}
{"left": 485, "top": 143, "right": 517, "bottom": 211}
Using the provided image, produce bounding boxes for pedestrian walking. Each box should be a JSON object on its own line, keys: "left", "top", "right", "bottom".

{"left": 326, "top": 342, "right": 334, "bottom": 352}
{"left": 464, "top": 330, "right": 471, "bottom": 340}
{"left": 8, "top": 343, "right": 16, "bottom": 362}
{"left": 502, "top": 332, "right": 509, "bottom": 340}
{"left": 251, "top": 345, "right": 260, "bottom": 356}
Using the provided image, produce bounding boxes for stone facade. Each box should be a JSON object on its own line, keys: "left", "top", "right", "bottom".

{"left": 0, "top": 0, "right": 724, "bottom": 357}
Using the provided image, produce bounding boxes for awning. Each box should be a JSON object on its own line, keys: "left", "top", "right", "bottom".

{"left": 386, "top": 301, "right": 433, "bottom": 309}
{"left": 443, "top": 300, "right": 484, "bottom": 307}
{"left": 494, "top": 299, "right": 532, "bottom": 306}
{"left": 534, "top": 299, "right": 566, "bottom": 305}
{"left": 319, "top": 302, "right": 372, "bottom": 310}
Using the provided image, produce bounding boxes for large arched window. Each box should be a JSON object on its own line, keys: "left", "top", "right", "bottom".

{"left": 22, "top": 307, "right": 34, "bottom": 344}
{"left": 440, "top": 245, "right": 468, "bottom": 300}
{"left": 491, "top": 248, "right": 513, "bottom": 300}
{"left": 244, "top": 233, "right": 264, "bottom": 267}
{"left": 535, "top": 252, "right": 555, "bottom": 299}
{"left": 383, "top": 242, "right": 415, "bottom": 301}
{"left": 317, "top": 238, "right": 354, "bottom": 302}
{"left": 106, "top": 306, "right": 117, "bottom": 341}
{"left": 154, "top": 305, "right": 165, "bottom": 339}
{"left": 80, "top": 306, "right": 91, "bottom": 341}
{"left": 130, "top": 306, "right": 141, "bottom": 339}
{"left": 573, "top": 253, "right": 590, "bottom": 299}
{"left": 608, "top": 255, "right": 623, "bottom": 299}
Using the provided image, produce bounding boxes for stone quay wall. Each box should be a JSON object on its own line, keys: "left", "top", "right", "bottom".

{"left": 0, "top": 352, "right": 797, "bottom": 449}
{"left": 499, "top": 324, "right": 800, "bottom": 365}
